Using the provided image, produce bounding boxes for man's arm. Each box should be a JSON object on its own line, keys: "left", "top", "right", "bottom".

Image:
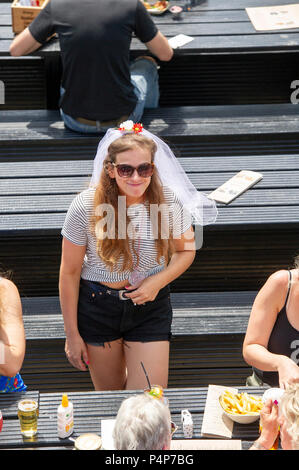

{"left": 10, "top": 27, "right": 42, "bottom": 57}
{"left": 145, "top": 31, "right": 173, "bottom": 62}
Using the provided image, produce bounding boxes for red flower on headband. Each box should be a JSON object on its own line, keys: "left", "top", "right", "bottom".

{"left": 118, "top": 120, "right": 143, "bottom": 134}
{"left": 133, "top": 123, "right": 143, "bottom": 134}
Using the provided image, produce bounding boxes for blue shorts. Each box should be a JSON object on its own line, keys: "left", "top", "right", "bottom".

{"left": 77, "top": 280, "right": 172, "bottom": 346}
{"left": 60, "top": 58, "right": 159, "bottom": 134}
{"left": 0, "top": 373, "right": 27, "bottom": 393}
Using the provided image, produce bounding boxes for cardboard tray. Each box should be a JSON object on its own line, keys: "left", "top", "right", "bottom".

{"left": 11, "top": 0, "right": 50, "bottom": 34}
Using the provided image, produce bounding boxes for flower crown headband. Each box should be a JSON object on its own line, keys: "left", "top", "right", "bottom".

{"left": 118, "top": 120, "right": 143, "bottom": 134}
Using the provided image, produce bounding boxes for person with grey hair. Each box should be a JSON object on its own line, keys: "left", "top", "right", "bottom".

{"left": 250, "top": 383, "right": 299, "bottom": 450}
{"left": 113, "top": 394, "right": 172, "bottom": 450}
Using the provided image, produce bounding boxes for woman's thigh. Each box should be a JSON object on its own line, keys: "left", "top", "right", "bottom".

{"left": 86, "top": 339, "right": 127, "bottom": 391}
{"left": 124, "top": 340, "right": 170, "bottom": 390}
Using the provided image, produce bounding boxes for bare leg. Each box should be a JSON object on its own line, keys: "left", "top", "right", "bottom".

{"left": 124, "top": 341, "right": 170, "bottom": 390}
{"left": 86, "top": 339, "right": 127, "bottom": 391}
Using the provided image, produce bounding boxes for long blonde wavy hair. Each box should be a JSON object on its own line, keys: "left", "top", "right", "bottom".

{"left": 280, "top": 383, "right": 299, "bottom": 449}
{"left": 90, "top": 133, "right": 175, "bottom": 271}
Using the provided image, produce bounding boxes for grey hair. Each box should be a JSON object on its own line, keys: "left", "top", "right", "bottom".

{"left": 280, "top": 383, "right": 299, "bottom": 449}
{"left": 112, "top": 394, "right": 171, "bottom": 450}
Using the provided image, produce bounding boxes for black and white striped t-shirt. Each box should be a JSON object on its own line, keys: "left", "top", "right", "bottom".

{"left": 61, "top": 186, "right": 191, "bottom": 283}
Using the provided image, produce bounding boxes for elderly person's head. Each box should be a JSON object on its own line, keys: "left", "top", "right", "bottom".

{"left": 279, "top": 383, "right": 299, "bottom": 450}
{"left": 113, "top": 394, "right": 172, "bottom": 450}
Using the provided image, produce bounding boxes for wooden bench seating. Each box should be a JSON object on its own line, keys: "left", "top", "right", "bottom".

{"left": 1, "top": 0, "right": 298, "bottom": 395}
{"left": 0, "top": 104, "right": 298, "bottom": 297}
{"left": 20, "top": 291, "right": 255, "bottom": 392}
{"left": 1, "top": 0, "right": 299, "bottom": 109}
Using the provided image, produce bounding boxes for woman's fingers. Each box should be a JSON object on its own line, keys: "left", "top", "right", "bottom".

{"left": 67, "top": 352, "right": 86, "bottom": 371}
{"left": 65, "top": 338, "right": 89, "bottom": 371}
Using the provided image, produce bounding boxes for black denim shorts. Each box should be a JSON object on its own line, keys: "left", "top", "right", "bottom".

{"left": 77, "top": 279, "right": 173, "bottom": 346}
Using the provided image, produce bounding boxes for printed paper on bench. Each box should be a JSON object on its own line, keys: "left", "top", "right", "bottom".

{"left": 201, "top": 384, "right": 238, "bottom": 439}
{"left": 208, "top": 170, "right": 263, "bottom": 204}
{"left": 168, "top": 34, "right": 194, "bottom": 48}
{"left": 246, "top": 4, "right": 299, "bottom": 31}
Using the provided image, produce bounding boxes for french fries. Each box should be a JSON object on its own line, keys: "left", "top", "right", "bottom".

{"left": 219, "top": 390, "right": 263, "bottom": 415}
{"left": 143, "top": 1, "right": 168, "bottom": 11}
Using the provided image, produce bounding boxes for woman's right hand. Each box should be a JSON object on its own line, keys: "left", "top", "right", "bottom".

{"left": 259, "top": 399, "right": 279, "bottom": 449}
{"left": 65, "top": 333, "right": 89, "bottom": 371}
{"left": 277, "top": 356, "right": 299, "bottom": 389}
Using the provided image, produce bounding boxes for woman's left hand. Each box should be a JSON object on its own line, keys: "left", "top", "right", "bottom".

{"left": 124, "top": 276, "right": 162, "bottom": 305}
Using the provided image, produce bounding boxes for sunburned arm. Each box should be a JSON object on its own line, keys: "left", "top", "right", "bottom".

{"left": 0, "top": 279, "right": 25, "bottom": 377}
{"left": 243, "top": 270, "right": 291, "bottom": 374}
{"left": 59, "top": 237, "right": 90, "bottom": 371}
{"left": 10, "top": 28, "right": 43, "bottom": 57}
{"left": 59, "top": 237, "right": 86, "bottom": 337}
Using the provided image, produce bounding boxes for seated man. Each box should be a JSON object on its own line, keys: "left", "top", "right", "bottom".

{"left": 113, "top": 394, "right": 172, "bottom": 450}
{"left": 9, "top": 0, "right": 173, "bottom": 134}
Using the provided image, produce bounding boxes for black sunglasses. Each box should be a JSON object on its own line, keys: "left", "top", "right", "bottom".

{"left": 112, "top": 162, "right": 154, "bottom": 178}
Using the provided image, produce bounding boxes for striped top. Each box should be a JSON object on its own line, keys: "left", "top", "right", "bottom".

{"left": 61, "top": 187, "right": 191, "bottom": 283}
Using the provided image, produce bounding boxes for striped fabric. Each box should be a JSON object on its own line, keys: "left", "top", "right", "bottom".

{"left": 61, "top": 187, "right": 191, "bottom": 283}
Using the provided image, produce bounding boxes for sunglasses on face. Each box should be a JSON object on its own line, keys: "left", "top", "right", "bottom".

{"left": 171, "top": 421, "right": 178, "bottom": 436}
{"left": 112, "top": 162, "right": 154, "bottom": 178}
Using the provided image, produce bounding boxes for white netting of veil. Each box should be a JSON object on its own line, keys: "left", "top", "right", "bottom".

{"left": 89, "top": 123, "right": 218, "bottom": 226}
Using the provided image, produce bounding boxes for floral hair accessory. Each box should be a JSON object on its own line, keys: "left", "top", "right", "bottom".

{"left": 118, "top": 120, "right": 143, "bottom": 134}
{"left": 146, "top": 385, "right": 164, "bottom": 400}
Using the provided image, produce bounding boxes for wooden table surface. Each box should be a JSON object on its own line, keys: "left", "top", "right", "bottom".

{"left": 1, "top": 0, "right": 299, "bottom": 55}
{"left": 0, "top": 386, "right": 267, "bottom": 449}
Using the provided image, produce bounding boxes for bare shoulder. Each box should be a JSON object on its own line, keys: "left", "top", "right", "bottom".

{"left": 267, "top": 270, "right": 290, "bottom": 289}
{"left": 0, "top": 277, "right": 20, "bottom": 297}
{"left": 256, "top": 270, "right": 290, "bottom": 308}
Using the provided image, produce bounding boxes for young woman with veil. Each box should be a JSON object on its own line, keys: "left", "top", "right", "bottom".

{"left": 59, "top": 121, "right": 217, "bottom": 391}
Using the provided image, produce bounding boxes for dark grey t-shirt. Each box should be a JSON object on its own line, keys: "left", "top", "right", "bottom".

{"left": 29, "top": 0, "right": 158, "bottom": 120}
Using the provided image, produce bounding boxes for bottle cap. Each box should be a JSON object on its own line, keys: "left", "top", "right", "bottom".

{"left": 61, "top": 394, "right": 69, "bottom": 407}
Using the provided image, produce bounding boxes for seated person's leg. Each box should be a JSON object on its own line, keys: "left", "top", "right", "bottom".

{"left": 129, "top": 57, "right": 160, "bottom": 122}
